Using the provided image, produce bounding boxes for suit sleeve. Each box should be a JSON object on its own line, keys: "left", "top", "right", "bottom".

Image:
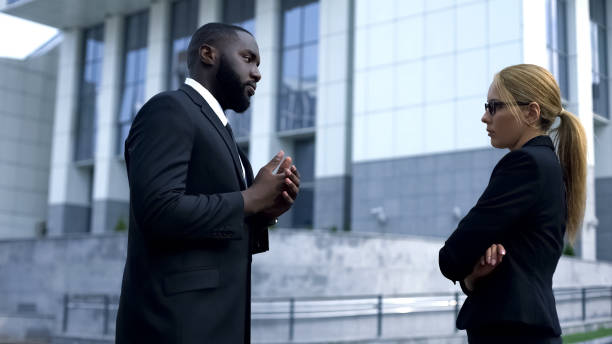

{"left": 246, "top": 214, "right": 270, "bottom": 254}
{"left": 438, "top": 150, "right": 541, "bottom": 283}
{"left": 126, "top": 95, "right": 245, "bottom": 241}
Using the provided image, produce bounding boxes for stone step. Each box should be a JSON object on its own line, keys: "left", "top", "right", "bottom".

{"left": 50, "top": 335, "right": 112, "bottom": 344}
{"left": 253, "top": 333, "right": 468, "bottom": 344}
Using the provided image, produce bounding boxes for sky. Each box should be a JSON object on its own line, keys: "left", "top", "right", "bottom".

{"left": 0, "top": 12, "right": 58, "bottom": 59}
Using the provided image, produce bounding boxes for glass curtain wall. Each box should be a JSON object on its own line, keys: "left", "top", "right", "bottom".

{"left": 546, "top": 0, "right": 569, "bottom": 100}
{"left": 278, "top": 0, "right": 319, "bottom": 132}
{"left": 278, "top": 0, "right": 319, "bottom": 228}
{"left": 168, "top": 0, "right": 199, "bottom": 90}
{"left": 75, "top": 24, "right": 104, "bottom": 162}
{"left": 117, "top": 10, "right": 149, "bottom": 155}
{"left": 223, "top": 0, "right": 256, "bottom": 151}
{"left": 591, "top": 0, "right": 609, "bottom": 118}
{"left": 291, "top": 138, "right": 315, "bottom": 228}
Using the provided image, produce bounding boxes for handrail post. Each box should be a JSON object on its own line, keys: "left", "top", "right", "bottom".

{"left": 103, "top": 295, "right": 110, "bottom": 335}
{"left": 62, "top": 294, "right": 69, "bottom": 333}
{"left": 582, "top": 288, "right": 587, "bottom": 321}
{"left": 454, "top": 292, "right": 460, "bottom": 332}
{"left": 377, "top": 295, "right": 383, "bottom": 338}
{"left": 289, "top": 298, "right": 295, "bottom": 341}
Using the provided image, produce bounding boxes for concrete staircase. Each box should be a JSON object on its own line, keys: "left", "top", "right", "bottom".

{"left": 0, "top": 312, "right": 54, "bottom": 344}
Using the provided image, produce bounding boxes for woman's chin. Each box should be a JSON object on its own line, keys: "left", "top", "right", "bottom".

{"left": 489, "top": 139, "right": 505, "bottom": 149}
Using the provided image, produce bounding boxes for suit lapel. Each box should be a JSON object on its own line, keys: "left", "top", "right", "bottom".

{"left": 179, "top": 85, "right": 247, "bottom": 190}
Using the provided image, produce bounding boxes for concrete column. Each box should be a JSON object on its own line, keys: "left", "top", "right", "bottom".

{"left": 47, "top": 29, "right": 93, "bottom": 235}
{"left": 145, "top": 0, "right": 171, "bottom": 99}
{"left": 198, "top": 0, "right": 222, "bottom": 25}
{"left": 313, "top": 0, "right": 354, "bottom": 231}
{"left": 91, "top": 15, "right": 130, "bottom": 234}
{"left": 522, "top": 0, "right": 548, "bottom": 66}
{"left": 250, "top": 0, "right": 283, "bottom": 169}
{"left": 568, "top": 0, "right": 597, "bottom": 260}
{"left": 593, "top": 0, "right": 612, "bottom": 261}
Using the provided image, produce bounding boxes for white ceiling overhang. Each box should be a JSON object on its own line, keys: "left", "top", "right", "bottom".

{"left": 3, "top": 0, "right": 153, "bottom": 29}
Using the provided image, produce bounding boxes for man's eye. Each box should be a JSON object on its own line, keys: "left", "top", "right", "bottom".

{"left": 244, "top": 56, "right": 251, "bottom": 62}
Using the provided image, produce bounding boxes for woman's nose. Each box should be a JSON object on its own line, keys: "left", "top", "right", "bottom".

{"left": 481, "top": 111, "right": 490, "bottom": 123}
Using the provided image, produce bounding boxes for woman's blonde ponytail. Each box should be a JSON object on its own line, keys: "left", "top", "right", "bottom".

{"left": 552, "top": 109, "right": 587, "bottom": 242}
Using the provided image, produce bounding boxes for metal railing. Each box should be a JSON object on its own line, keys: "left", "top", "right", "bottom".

{"left": 62, "top": 286, "right": 612, "bottom": 341}
{"left": 62, "top": 294, "right": 119, "bottom": 335}
{"left": 554, "top": 286, "right": 612, "bottom": 322}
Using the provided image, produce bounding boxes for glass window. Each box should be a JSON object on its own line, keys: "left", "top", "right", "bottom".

{"left": 117, "top": 11, "right": 149, "bottom": 155}
{"left": 283, "top": 7, "right": 301, "bottom": 47}
{"left": 283, "top": 49, "right": 300, "bottom": 80}
{"left": 546, "top": 0, "right": 569, "bottom": 100}
{"left": 278, "top": 0, "right": 319, "bottom": 132}
{"left": 168, "top": 0, "right": 199, "bottom": 90}
{"left": 75, "top": 24, "right": 104, "bottom": 162}
{"left": 302, "top": 43, "right": 318, "bottom": 83}
{"left": 292, "top": 138, "right": 315, "bottom": 228}
{"left": 223, "top": 0, "right": 255, "bottom": 33}
{"left": 590, "top": 0, "right": 609, "bottom": 118}
{"left": 223, "top": 0, "right": 256, "bottom": 141}
{"left": 292, "top": 187, "right": 314, "bottom": 228}
{"left": 302, "top": 2, "right": 319, "bottom": 44}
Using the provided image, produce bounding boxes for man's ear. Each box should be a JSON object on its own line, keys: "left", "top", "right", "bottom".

{"left": 199, "top": 44, "right": 217, "bottom": 66}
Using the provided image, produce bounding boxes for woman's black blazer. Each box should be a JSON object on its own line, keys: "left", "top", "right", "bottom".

{"left": 439, "top": 135, "right": 566, "bottom": 336}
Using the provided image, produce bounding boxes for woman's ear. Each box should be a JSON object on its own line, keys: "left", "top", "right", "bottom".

{"left": 199, "top": 44, "right": 217, "bottom": 66}
{"left": 525, "top": 102, "right": 541, "bottom": 126}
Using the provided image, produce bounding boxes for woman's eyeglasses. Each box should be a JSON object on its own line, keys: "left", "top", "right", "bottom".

{"left": 484, "top": 100, "right": 531, "bottom": 116}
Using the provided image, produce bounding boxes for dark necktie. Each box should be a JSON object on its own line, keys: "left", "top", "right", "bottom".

{"left": 225, "top": 122, "right": 236, "bottom": 140}
{"left": 225, "top": 123, "right": 246, "bottom": 184}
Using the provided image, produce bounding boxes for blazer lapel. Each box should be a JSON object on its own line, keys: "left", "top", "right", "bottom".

{"left": 179, "top": 85, "right": 247, "bottom": 190}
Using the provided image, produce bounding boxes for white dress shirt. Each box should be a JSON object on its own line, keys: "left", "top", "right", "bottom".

{"left": 185, "top": 78, "right": 247, "bottom": 185}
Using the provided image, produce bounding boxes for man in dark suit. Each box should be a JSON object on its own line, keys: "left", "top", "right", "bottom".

{"left": 115, "top": 23, "right": 300, "bottom": 344}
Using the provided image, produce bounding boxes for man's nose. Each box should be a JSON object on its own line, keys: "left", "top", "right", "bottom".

{"left": 251, "top": 67, "right": 261, "bottom": 82}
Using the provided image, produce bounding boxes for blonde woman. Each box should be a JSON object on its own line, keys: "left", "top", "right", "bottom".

{"left": 439, "top": 64, "right": 587, "bottom": 343}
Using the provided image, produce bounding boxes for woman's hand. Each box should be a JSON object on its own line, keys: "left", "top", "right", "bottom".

{"left": 463, "top": 244, "right": 506, "bottom": 292}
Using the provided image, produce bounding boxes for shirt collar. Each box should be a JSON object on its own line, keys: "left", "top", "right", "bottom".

{"left": 184, "top": 77, "right": 228, "bottom": 126}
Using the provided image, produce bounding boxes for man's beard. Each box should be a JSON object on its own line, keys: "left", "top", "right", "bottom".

{"left": 216, "top": 56, "right": 250, "bottom": 113}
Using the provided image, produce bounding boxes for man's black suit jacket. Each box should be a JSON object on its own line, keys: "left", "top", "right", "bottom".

{"left": 116, "top": 84, "right": 269, "bottom": 344}
{"left": 439, "top": 135, "right": 566, "bottom": 339}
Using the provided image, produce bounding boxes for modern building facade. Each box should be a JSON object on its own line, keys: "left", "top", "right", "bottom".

{"left": 1, "top": 0, "right": 611, "bottom": 261}
{"left": 0, "top": 48, "right": 58, "bottom": 239}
